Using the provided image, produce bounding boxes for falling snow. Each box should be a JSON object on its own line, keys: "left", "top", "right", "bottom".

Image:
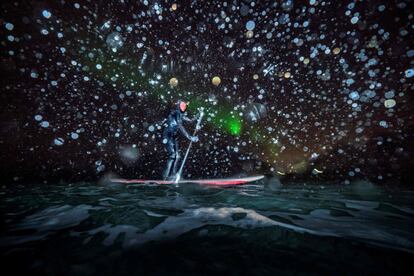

{"left": 0, "top": 0, "right": 413, "bottom": 183}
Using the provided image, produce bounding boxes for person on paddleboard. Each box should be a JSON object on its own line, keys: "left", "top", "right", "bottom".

{"left": 162, "top": 100, "right": 199, "bottom": 180}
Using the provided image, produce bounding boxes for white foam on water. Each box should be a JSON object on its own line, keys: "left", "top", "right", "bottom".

{"left": 143, "top": 210, "right": 167, "bottom": 217}
{"left": 78, "top": 207, "right": 326, "bottom": 248}
{"left": 123, "top": 207, "right": 326, "bottom": 248}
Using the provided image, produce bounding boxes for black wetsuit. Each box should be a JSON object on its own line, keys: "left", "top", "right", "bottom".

{"left": 162, "top": 107, "right": 194, "bottom": 180}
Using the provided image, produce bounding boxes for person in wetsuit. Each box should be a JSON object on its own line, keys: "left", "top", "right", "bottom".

{"left": 162, "top": 100, "right": 199, "bottom": 180}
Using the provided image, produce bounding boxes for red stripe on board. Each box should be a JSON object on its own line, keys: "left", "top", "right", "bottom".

{"left": 110, "top": 175, "right": 264, "bottom": 186}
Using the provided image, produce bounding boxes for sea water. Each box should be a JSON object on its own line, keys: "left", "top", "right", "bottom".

{"left": 1, "top": 178, "right": 413, "bottom": 275}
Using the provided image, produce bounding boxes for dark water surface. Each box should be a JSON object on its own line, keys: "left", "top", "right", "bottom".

{"left": 1, "top": 178, "right": 414, "bottom": 275}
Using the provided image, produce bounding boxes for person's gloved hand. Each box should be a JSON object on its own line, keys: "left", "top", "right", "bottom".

{"left": 191, "top": 136, "right": 199, "bottom": 142}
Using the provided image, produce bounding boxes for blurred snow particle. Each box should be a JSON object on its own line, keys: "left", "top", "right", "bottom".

{"left": 349, "top": 91, "right": 360, "bottom": 100}
{"left": 95, "top": 160, "right": 105, "bottom": 173}
{"left": 34, "top": 115, "right": 43, "bottom": 121}
{"left": 54, "top": 137, "right": 64, "bottom": 146}
{"left": 355, "top": 127, "right": 364, "bottom": 134}
{"left": 42, "top": 10, "right": 52, "bottom": 19}
{"left": 245, "top": 30, "right": 254, "bottom": 38}
{"left": 346, "top": 78, "right": 354, "bottom": 86}
{"left": 119, "top": 145, "right": 139, "bottom": 164}
{"left": 351, "top": 16, "right": 359, "bottom": 24}
{"left": 245, "top": 103, "right": 267, "bottom": 123}
{"left": 246, "top": 20, "right": 255, "bottom": 31}
{"left": 106, "top": 32, "right": 124, "bottom": 51}
{"left": 71, "top": 132, "right": 79, "bottom": 139}
{"left": 224, "top": 36, "right": 235, "bottom": 48}
{"left": 405, "top": 69, "right": 414, "bottom": 78}
{"left": 333, "top": 47, "right": 341, "bottom": 55}
{"left": 169, "top": 77, "right": 178, "bottom": 87}
{"left": 312, "top": 168, "right": 323, "bottom": 174}
{"left": 40, "top": 121, "right": 49, "bottom": 128}
{"left": 212, "top": 76, "right": 221, "bottom": 86}
{"left": 384, "top": 91, "right": 395, "bottom": 99}
{"left": 310, "top": 152, "right": 319, "bottom": 160}
{"left": 384, "top": 99, "right": 396, "bottom": 108}
{"left": 240, "top": 4, "right": 249, "bottom": 16}
{"left": 281, "top": 0, "right": 294, "bottom": 11}
{"left": 5, "top": 23, "right": 14, "bottom": 31}
{"left": 379, "top": 121, "right": 388, "bottom": 128}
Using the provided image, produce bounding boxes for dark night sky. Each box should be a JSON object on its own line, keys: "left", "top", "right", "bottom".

{"left": 0, "top": 0, "right": 413, "bottom": 184}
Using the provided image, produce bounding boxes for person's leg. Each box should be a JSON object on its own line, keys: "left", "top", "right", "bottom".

{"left": 163, "top": 139, "right": 176, "bottom": 180}
{"left": 172, "top": 140, "right": 180, "bottom": 175}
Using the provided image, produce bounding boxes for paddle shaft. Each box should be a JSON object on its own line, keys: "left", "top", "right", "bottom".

{"left": 175, "top": 111, "right": 203, "bottom": 183}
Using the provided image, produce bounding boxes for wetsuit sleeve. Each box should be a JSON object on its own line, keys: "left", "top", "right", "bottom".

{"left": 178, "top": 121, "right": 192, "bottom": 140}
{"left": 183, "top": 115, "right": 195, "bottom": 122}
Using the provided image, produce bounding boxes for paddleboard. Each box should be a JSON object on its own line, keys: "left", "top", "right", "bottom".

{"left": 110, "top": 175, "right": 264, "bottom": 186}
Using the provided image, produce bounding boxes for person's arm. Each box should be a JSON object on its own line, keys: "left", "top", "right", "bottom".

{"left": 178, "top": 116, "right": 199, "bottom": 142}
{"left": 184, "top": 113, "right": 202, "bottom": 131}
{"left": 178, "top": 121, "right": 192, "bottom": 140}
{"left": 182, "top": 113, "right": 196, "bottom": 122}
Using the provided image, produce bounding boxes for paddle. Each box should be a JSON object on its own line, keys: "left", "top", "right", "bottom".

{"left": 175, "top": 109, "right": 204, "bottom": 183}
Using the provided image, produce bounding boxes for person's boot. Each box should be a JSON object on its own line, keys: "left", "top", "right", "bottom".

{"left": 172, "top": 152, "right": 181, "bottom": 176}
{"left": 163, "top": 157, "right": 175, "bottom": 180}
